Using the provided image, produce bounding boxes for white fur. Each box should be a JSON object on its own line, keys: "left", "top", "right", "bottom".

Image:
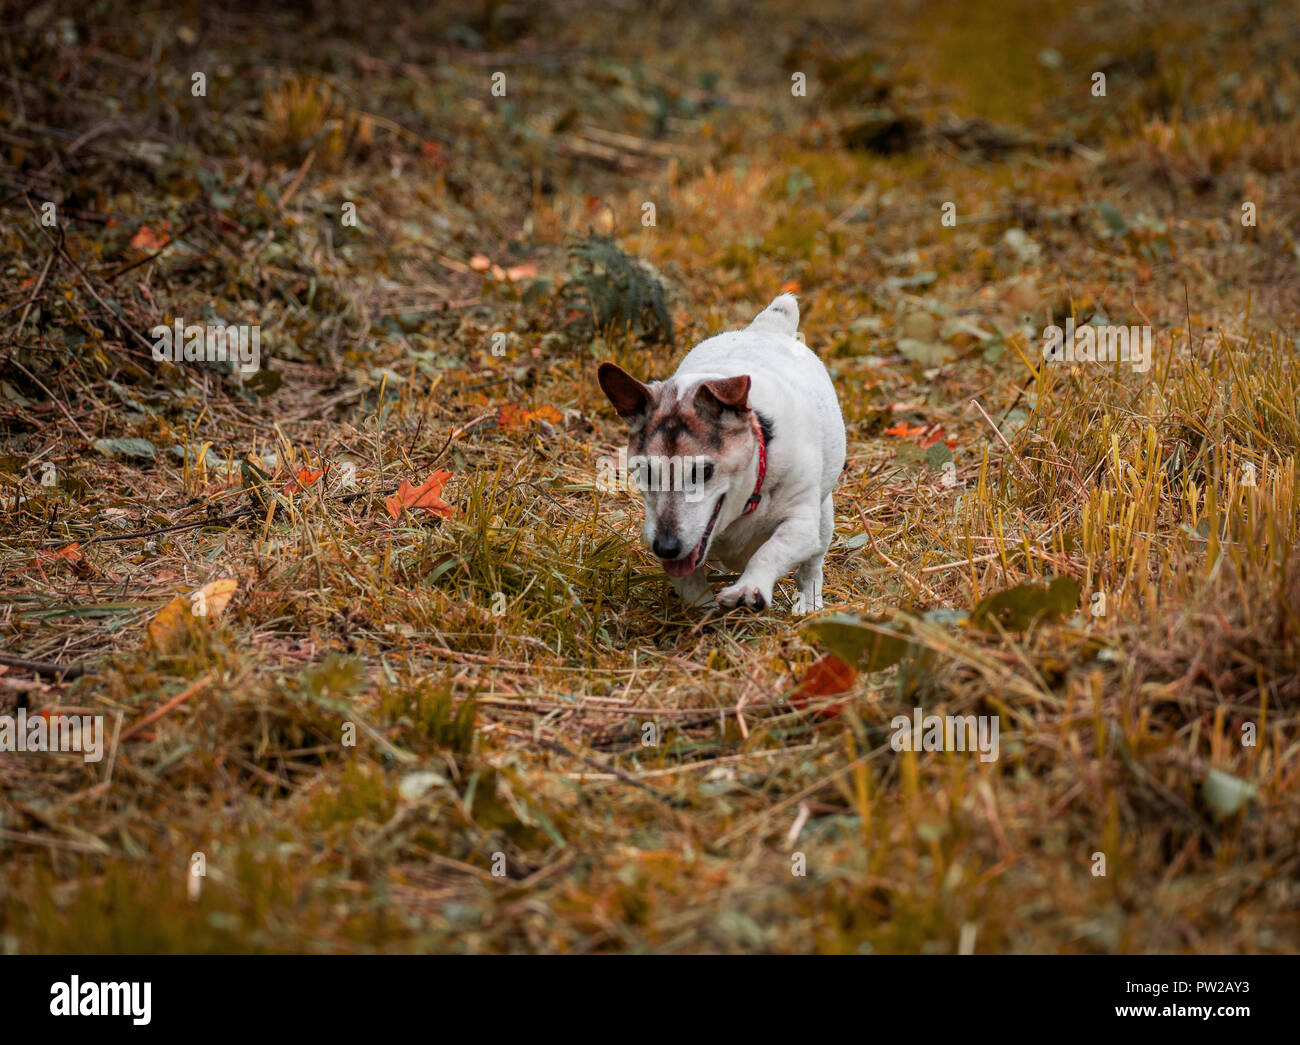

{"left": 659, "top": 294, "right": 846, "bottom": 612}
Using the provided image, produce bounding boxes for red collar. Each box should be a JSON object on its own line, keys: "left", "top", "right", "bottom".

{"left": 743, "top": 413, "right": 766, "bottom": 515}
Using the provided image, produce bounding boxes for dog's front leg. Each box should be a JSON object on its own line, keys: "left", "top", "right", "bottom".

{"left": 717, "top": 512, "right": 823, "bottom": 612}
{"left": 671, "top": 567, "right": 715, "bottom": 609}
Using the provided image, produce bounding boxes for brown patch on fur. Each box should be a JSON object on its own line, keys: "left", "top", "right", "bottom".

{"left": 634, "top": 392, "right": 724, "bottom": 459}
{"left": 632, "top": 380, "right": 759, "bottom": 472}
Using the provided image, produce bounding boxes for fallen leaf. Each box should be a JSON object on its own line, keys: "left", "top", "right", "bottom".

{"left": 130, "top": 221, "right": 170, "bottom": 251}
{"left": 803, "top": 614, "right": 913, "bottom": 672}
{"left": 386, "top": 470, "right": 454, "bottom": 520}
{"left": 497, "top": 402, "right": 563, "bottom": 430}
{"left": 148, "top": 577, "right": 238, "bottom": 652}
{"left": 1203, "top": 768, "right": 1257, "bottom": 821}
{"left": 469, "top": 254, "right": 491, "bottom": 271}
{"left": 31, "top": 542, "right": 83, "bottom": 569}
{"left": 282, "top": 466, "right": 324, "bottom": 495}
{"left": 971, "top": 577, "right": 1080, "bottom": 632}
{"left": 504, "top": 263, "right": 538, "bottom": 282}
{"left": 93, "top": 437, "right": 157, "bottom": 459}
{"left": 883, "top": 422, "right": 926, "bottom": 438}
{"left": 787, "top": 654, "right": 855, "bottom": 717}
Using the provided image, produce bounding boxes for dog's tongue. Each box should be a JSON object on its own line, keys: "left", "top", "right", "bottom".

{"left": 661, "top": 548, "right": 698, "bottom": 577}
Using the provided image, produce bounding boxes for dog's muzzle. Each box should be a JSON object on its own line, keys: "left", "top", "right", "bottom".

{"left": 660, "top": 495, "right": 724, "bottom": 577}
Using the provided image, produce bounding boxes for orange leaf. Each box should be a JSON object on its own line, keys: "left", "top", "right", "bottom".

{"left": 883, "top": 422, "right": 925, "bottom": 438}
{"left": 31, "top": 542, "right": 83, "bottom": 568}
{"left": 788, "top": 655, "right": 855, "bottom": 718}
{"left": 496, "top": 403, "right": 527, "bottom": 429}
{"left": 130, "top": 221, "right": 170, "bottom": 251}
{"left": 497, "top": 402, "right": 562, "bottom": 430}
{"left": 504, "top": 262, "right": 538, "bottom": 282}
{"left": 282, "top": 466, "right": 324, "bottom": 496}
{"left": 385, "top": 470, "right": 454, "bottom": 520}
{"left": 919, "top": 427, "right": 946, "bottom": 449}
{"left": 469, "top": 254, "right": 491, "bottom": 272}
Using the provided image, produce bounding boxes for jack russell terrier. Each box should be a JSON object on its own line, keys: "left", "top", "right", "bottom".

{"left": 598, "top": 293, "right": 845, "bottom": 612}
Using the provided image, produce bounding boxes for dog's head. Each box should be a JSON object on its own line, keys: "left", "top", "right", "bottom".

{"left": 598, "top": 361, "right": 759, "bottom": 577}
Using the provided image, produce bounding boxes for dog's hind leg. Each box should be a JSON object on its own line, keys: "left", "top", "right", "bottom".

{"left": 793, "top": 494, "right": 833, "bottom": 613}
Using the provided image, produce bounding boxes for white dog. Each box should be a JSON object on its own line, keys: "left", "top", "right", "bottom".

{"left": 598, "top": 293, "right": 845, "bottom": 612}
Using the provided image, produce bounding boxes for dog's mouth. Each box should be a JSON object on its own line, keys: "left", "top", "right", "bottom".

{"left": 660, "top": 496, "right": 725, "bottom": 578}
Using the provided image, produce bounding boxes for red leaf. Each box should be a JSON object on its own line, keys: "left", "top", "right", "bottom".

{"left": 788, "top": 654, "right": 855, "bottom": 718}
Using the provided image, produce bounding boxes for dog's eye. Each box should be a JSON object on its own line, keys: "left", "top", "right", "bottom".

{"left": 687, "top": 460, "right": 713, "bottom": 485}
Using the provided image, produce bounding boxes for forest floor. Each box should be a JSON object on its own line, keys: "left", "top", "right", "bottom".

{"left": 1, "top": 0, "right": 1298, "bottom": 952}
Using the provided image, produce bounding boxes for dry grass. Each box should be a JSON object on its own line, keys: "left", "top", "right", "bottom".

{"left": 1, "top": 0, "right": 1298, "bottom": 953}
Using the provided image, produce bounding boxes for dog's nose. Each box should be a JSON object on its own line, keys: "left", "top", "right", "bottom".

{"left": 652, "top": 536, "right": 682, "bottom": 559}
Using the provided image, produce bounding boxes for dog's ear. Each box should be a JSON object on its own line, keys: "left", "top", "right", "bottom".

{"left": 695, "top": 375, "right": 751, "bottom": 413}
{"left": 598, "top": 362, "right": 654, "bottom": 420}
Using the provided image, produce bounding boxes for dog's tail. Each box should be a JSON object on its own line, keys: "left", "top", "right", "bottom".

{"left": 748, "top": 292, "right": 800, "bottom": 336}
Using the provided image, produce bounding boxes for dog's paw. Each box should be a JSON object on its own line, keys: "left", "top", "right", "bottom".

{"left": 716, "top": 581, "right": 771, "bottom": 612}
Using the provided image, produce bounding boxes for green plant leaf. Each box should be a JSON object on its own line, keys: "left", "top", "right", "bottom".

{"left": 972, "top": 576, "right": 1080, "bottom": 632}
{"left": 804, "top": 613, "right": 911, "bottom": 671}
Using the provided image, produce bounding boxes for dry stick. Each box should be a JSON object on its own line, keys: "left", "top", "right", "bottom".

{"left": 921, "top": 551, "right": 1000, "bottom": 574}
{"left": 0, "top": 652, "right": 86, "bottom": 679}
{"left": 281, "top": 386, "right": 364, "bottom": 424}
{"left": 0, "top": 828, "right": 107, "bottom": 855}
{"left": 970, "top": 397, "right": 1038, "bottom": 485}
{"left": 279, "top": 149, "right": 315, "bottom": 209}
{"left": 42, "top": 486, "right": 376, "bottom": 547}
{"left": 715, "top": 740, "right": 894, "bottom": 848}
{"left": 119, "top": 675, "right": 213, "bottom": 742}
{"left": 9, "top": 233, "right": 57, "bottom": 345}
{"left": 103, "top": 222, "right": 193, "bottom": 282}
{"left": 856, "top": 505, "right": 945, "bottom": 603}
{"left": 7, "top": 357, "right": 93, "bottom": 443}
{"left": 509, "top": 728, "right": 682, "bottom": 807}
{"left": 42, "top": 505, "right": 257, "bottom": 547}
{"left": 430, "top": 412, "right": 496, "bottom": 465}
